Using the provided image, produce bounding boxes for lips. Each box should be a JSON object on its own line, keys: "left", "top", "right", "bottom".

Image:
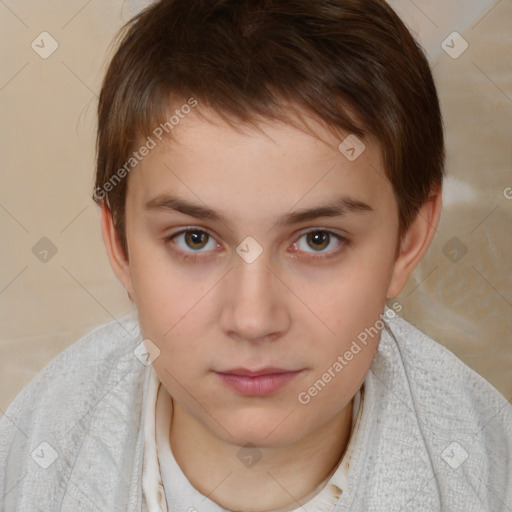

{"left": 216, "top": 367, "right": 299, "bottom": 377}
{"left": 214, "top": 368, "right": 304, "bottom": 395}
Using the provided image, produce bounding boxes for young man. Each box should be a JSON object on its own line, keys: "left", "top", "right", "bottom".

{"left": 1, "top": 0, "right": 511, "bottom": 511}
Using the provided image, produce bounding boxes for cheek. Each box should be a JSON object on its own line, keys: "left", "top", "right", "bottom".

{"left": 128, "top": 242, "right": 190, "bottom": 342}
{"left": 299, "top": 284, "right": 384, "bottom": 411}
{"left": 297, "top": 246, "right": 393, "bottom": 333}
{"left": 127, "top": 240, "right": 218, "bottom": 370}
{"left": 300, "top": 344, "right": 376, "bottom": 413}
{"left": 293, "top": 245, "right": 393, "bottom": 383}
{"left": 317, "top": 284, "right": 383, "bottom": 377}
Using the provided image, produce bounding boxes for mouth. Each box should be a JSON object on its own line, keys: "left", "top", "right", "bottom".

{"left": 216, "top": 367, "right": 300, "bottom": 377}
{"left": 214, "top": 368, "right": 304, "bottom": 395}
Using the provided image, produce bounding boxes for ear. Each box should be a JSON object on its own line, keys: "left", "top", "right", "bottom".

{"left": 386, "top": 185, "right": 442, "bottom": 298}
{"left": 100, "top": 203, "right": 135, "bottom": 301}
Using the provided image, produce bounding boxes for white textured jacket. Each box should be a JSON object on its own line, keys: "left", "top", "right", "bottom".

{"left": 1, "top": 309, "right": 511, "bottom": 511}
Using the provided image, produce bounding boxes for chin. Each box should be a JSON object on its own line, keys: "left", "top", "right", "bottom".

{"left": 216, "top": 415, "right": 304, "bottom": 449}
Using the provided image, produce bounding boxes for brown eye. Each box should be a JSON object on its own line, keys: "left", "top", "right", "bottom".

{"left": 292, "top": 229, "right": 347, "bottom": 260}
{"left": 306, "top": 231, "right": 330, "bottom": 251}
{"left": 166, "top": 228, "right": 219, "bottom": 256}
{"left": 184, "top": 230, "right": 209, "bottom": 250}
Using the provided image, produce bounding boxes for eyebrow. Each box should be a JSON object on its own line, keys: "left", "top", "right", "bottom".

{"left": 145, "top": 193, "right": 374, "bottom": 227}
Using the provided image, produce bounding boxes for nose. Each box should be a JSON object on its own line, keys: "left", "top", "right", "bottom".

{"left": 219, "top": 250, "right": 291, "bottom": 343}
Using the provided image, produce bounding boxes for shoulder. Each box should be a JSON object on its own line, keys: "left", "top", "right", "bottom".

{"left": 380, "top": 310, "right": 512, "bottom": 496}
{"left": 383, "top": 310, "right": 510, "bottom": 418}
{"left": 0, "top": 310, "right": 144, "bottom": 462}
{"left": 2, "top": 309, "right": 142, "bottom": 428}
{"left": 352, "top": 309, "right": 512, "bottom": 509}
{"left": 0, "top": 310, "right": 149, "bottom": 509}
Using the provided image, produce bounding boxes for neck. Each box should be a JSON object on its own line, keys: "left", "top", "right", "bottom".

{"left": 168, "top": 397, "right": 354, "bottom": 512}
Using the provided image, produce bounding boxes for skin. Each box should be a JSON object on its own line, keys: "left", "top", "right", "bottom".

{"left": 100, "top": 105, "right": 442, "bottom": 511}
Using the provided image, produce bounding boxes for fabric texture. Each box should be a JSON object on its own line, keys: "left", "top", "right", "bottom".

{"left": 1, "top": 307, "right": 511, "bottom": 511}
{"left": 142, "top": 367, "right": 363, "bottom": 512}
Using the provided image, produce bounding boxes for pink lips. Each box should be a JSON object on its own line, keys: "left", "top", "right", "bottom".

{"left": 215, "top": 368, "right": 303, "bottom": 395}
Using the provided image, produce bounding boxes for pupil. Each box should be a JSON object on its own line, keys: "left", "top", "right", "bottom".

{"left": 309, "top": 231, "right": 328, "bottom": 251}
{"left": 187, "top": 231, "right": 207, "bottom": 249}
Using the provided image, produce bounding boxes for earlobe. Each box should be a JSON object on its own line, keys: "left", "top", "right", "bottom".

{"left": 99, "top": 203, "right": 135, "bottom": 300}
{"left": 386, "top": 187, "right": 442, "bottom": 298}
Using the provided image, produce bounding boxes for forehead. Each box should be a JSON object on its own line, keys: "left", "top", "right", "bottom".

{"left": 127, "top": 105, "right": 394, "bottom": 223}
{"left": 154, "top": 105, "right": 377, "bottom": 166}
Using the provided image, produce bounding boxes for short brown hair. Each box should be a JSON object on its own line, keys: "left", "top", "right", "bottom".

{"left": 93, "top": 0, "right": 445, "bottom": 257}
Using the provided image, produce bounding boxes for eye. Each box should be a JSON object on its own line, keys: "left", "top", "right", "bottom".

{"left": 166, "top": 228, "right": 219, "bottom": 257}
{"left": 165, "top": 227, "right": 347, "bottom": 262}
{"left": 291, "top": 229, "right": 347, "bottom": 259}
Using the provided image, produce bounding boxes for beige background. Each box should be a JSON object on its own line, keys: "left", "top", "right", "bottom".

{"left": 1, "top": 0, "right": 511, "bottom": 414}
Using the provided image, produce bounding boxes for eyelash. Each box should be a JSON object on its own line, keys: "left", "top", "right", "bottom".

{"left": 164, "top": 227, "right": 348, "bottom": 262}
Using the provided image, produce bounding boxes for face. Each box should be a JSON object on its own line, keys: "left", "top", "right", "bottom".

{"left": 103, "top": 106, "right": 427, "bottom": 449}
